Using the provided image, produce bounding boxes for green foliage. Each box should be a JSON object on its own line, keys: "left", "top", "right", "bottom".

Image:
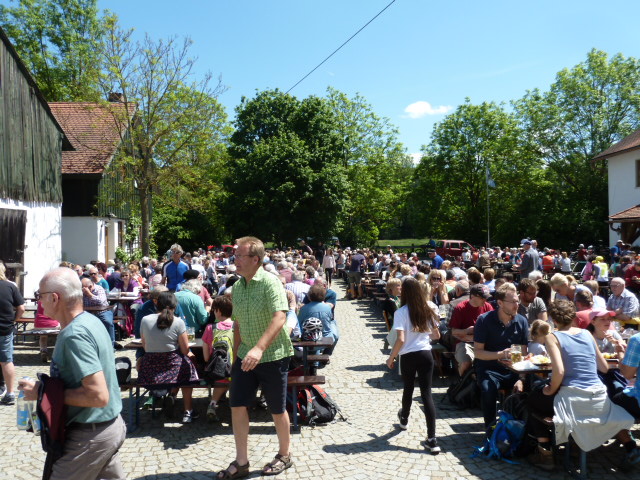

{"left": 224, "top": 89, "right": 348, "bottom": 246}
{"left": 99, "top": 22, "right": 229, "bottom": 255}
{"left": 152, "top": 204, "right": 225, "bottom": 255}
{"left": 514, "top": 49, "right": 640, "bottom": 246}
{"left": 0, "top": 0, "right": 113, "bottom": 101}
{"left": 408, "top": 50, "right": 640, "bottom": 250}
{"left": 326, "top": 88, "right": 411, "bottom": 247}
{"left": 410, "top": 100, "right": 541, "bottom": 246}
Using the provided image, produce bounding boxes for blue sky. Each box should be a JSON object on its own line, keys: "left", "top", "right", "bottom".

{"left": 95, "top": 0, "right": 640, "bottom": 156}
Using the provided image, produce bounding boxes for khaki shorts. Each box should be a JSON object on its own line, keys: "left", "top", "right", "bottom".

{"left": 455, "top": 342, "right": 475, "bottom": 365}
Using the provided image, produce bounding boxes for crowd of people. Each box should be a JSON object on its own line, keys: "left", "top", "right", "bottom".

{"left": 2, "top": 236, "right": 640, "bottom": 478}
{"left": 349, "top": 238, "right": 640, "bottom": 470}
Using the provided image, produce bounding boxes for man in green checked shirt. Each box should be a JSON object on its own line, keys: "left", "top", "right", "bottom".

{"left": 216, "top": 236, "right": 294, "bottom": 479}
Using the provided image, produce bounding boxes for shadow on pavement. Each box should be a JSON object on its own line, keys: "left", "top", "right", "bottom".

{"left": 322, "top": 429, "right": 424, "bottom": 455}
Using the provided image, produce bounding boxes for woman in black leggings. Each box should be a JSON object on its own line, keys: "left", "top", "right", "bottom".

{"left": 386, "top": 277, "right": 441, "bottom": 454}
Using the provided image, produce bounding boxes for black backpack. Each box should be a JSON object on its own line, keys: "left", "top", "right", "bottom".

{"left": 203, "top": 347, "right": 231, "bottom": 382}
{"left": 203, "top": 329, "right": 233, "bottom": 382}
{"left": 443, "top": 367, "right": 480, "bottom": 409}
{"left": 287, "top": 385, "right": 345, "bottom": 427}
{"left": 115, "top": 357, "right": 132, "bottom": 385}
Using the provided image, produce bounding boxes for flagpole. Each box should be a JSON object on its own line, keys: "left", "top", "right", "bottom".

{"left": 486, "top": 165, "right": 491, "bottom": 248}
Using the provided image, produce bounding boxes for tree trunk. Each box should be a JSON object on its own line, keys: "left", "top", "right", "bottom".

{"left": 139, "top": 183, "right": 152, "bottom": 256}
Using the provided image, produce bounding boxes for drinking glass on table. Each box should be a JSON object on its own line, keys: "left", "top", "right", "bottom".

{"left": 510, "top": 344, "right": 522, "bottom": 363}
{"left": 186, "top": 327, "right": 195, "bottom": 343}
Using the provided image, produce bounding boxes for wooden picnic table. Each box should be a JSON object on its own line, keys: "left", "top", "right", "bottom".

{"left": 292, "top": 337, "right": 333, "bottom": 374}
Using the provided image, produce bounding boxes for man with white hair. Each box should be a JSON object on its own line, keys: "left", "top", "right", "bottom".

{"left": 80, "top": 277, "right": 118, "bottom": 350}
{"left": 19, "top": 267, "right": 126, "bottom": 479}
{"left": 276, "top": 261, "right": 293, "bottom": 284}
{"left": 528, "top": 270, "right": 543, "bottom": 282}
{"left": 175, "top": 279, "right": 209, "bottom": 331}
{"left": 285, "top": 271, "right": 310, "bottom": 307}
{"left": 607, "top": 277, "right": 639, "bottom": 321}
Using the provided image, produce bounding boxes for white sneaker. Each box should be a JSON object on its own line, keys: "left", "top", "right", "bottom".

{"left": 182, "top": 410, "right": 199, "bottom": 424}
{"left": 207, "top": 402, "right": 219, "bottom": 422}
{"left": 424, "top": 438, "right": 441, "bottom": 454}
{"left": 397, "top": 409, "right": 408, "bottom": 430}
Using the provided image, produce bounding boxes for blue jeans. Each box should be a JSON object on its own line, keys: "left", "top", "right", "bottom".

{"left": 476, "top": 366, "right": 520, "bottom": 430}
{"left": 0, "top": 332, "right": 14, "bottom": 363}
{"left": 91, "top": 310, "right": 115, "bottom": 344}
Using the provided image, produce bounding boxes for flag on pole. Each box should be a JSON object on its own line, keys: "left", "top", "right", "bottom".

{"left": 486, "top": 166, "right": 496, "bottom": 188}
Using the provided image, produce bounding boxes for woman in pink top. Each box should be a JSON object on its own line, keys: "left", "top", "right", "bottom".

{"left": 34, "top": 302, "right": 59, "bottom": 362}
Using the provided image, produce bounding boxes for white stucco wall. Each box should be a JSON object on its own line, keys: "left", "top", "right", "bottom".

{"left": 61, "top": 217, "right": 101, "bottom": 265}
{"left": 608, "top": 151, "right": 640, "bottom": 246}
{"left": 0, "top": 198, "right": 62, "bottom": 296}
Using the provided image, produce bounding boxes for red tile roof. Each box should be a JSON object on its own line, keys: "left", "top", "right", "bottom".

{"left": 593, "top": 127, "right": 640, "bottom": 162}
{"left": 609, "top": 204, "right": 640, "bottom": 222}
{"left": 49, "top": 102, "right": 135, "bottom": 174}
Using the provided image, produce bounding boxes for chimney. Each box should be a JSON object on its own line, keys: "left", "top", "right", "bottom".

{"left": 108, "top": 92, "right": 125, "bottom": 102}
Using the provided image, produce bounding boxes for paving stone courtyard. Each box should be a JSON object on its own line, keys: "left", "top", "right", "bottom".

{"left": 1, "top": 279, "right": 637, "bottom": 479}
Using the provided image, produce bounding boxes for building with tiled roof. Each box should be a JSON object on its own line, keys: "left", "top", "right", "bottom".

{"left": 50, "top": 101, "right": 134, "bottom": 174}
{"left": 49, "top": 100, "right": 137, "bottom": 264}
{"left": 593, "top": 127, "right": 640, "bottom": 246}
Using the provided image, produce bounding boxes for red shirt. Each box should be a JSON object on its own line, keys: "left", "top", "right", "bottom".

{"left": 450, "top": 300, "right": 494, "bottom": 344}
{"left": 624, "top": 266, "right": 640, "bottom": 288}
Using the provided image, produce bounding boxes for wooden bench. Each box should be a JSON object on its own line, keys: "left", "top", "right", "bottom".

{"left": 14, "top": 317, "right": 34, "bottom": 331}
{"left": 307, "top": 354, "right": 330, "bottom": 364}
{"left": 121, "top": 375, "right": 327, "bottom": 431}
{"left": 120, "top": 379, "right": 221, "bottom": 431}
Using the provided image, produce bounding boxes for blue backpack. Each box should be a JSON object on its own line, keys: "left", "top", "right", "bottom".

{"left": 472, "top": 410, "right": 526, "bottom": 464}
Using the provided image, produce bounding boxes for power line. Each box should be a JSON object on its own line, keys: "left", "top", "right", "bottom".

{"left": 286, "top": 0, "right": 397, "bottom": 94}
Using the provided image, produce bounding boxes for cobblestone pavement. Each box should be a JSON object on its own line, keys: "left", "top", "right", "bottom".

{"left": 1, "top": 279, "right": 637, "bottom": 479}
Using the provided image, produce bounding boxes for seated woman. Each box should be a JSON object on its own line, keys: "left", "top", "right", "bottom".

{"left": 138, "top": 292, "right": 199, "bottom": 423}
{"left": 149, "top": 265, "right": 163, "bottom": 290}
{"left": 115, "top": 269, "right": 143, "bottom": 336}
{"left": 382, "top": 278, "right": 402, "bottom": 329}
{"left": 526, "top": 300, "right": 638, "bottom": 471}
{"left": 549, "top": 273, "right": 589, "bottom": 303}
{"left": 34, "top": 300, "right": 59, "bottom": 363}
{"left": 427, "top": 269, "right": 450, "bottom": 306}
{"left": 297, "top": 283, "right": 339, "bottom": 355}
{"left": 587, "top": 308, "right": 627, "bottom": 398}
{"left": 202, "top": 295, "right": 234, "bottom": 422}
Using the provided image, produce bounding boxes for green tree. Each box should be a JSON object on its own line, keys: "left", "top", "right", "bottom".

{"left": 326, "top": 88, "right": 411, "bottom": 246}
{"left": 514, "top": 49, "right": 640, "bottom": 246}
{"left": 99, "top": 21, "right": 228, "bottom": 255}
{"left": 224, "top": 89, "right": 348, "bottom": 246}
{"left": 0, "top": 0, "right": 112, "bottom": 101}
{"left": 410, "top": 100, "right": 543, "bottom": 246}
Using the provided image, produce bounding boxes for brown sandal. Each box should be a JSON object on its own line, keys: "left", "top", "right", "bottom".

{"left": 262, "top": 454, "right": 293, "bottom": 476}
{"left": 216, "top": 460, "right": 250, "bottom": 479}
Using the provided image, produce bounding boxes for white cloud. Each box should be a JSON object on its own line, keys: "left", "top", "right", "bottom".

{"left": 403, "top": 101, "right": 452, "bottom": 119}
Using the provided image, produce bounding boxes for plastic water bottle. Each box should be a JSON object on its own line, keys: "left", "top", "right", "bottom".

{"left": 16, "top": 376, "right": 38, "bottom": 433}
{"left": 16, "top": 390, "right": 30, "bottom": 430}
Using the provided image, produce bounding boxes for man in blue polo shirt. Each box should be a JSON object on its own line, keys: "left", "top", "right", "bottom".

{"left": 162, "top": 244, "right": 189, "bottom": 292}
{"left": 429, "top": 250, "right": 444, "bottom": 269}
{"left": 474, "top": 283, "right": 528, "bottom": 432}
